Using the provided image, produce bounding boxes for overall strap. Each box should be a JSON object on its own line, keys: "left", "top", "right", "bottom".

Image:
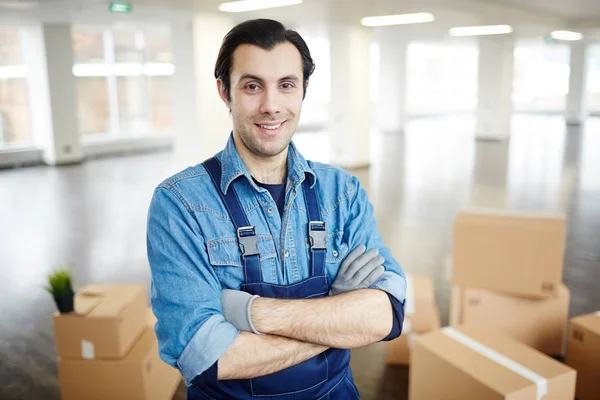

{"left": 302, "top": 178, "right": 326, "bottom": 277}
{"left": 203, "top": 157, "right": 262, "bottom": 283}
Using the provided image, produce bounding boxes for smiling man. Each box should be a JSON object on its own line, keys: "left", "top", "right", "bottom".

{"left": 147, "top": 19, "right": 407, "bottom": 399}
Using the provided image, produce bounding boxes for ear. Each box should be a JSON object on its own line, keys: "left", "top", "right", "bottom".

{"left": 216, "top": 79, "right": 231, "bottom": 110}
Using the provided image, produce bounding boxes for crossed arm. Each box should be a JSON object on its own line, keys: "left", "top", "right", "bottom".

{"left": 218, "top": 289, "right": 393, "bottom": 380}
{"left": 216, "top": 246, "right": 394, "bottom": 380}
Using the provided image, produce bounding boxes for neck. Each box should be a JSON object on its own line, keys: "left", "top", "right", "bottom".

{"left": 233, "top": 134, "right": 288, "bottom": 184}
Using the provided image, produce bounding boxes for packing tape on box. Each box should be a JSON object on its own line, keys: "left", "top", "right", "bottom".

{"left": 82, "top": 340, "right": 95, "bottom": 360}
{"left": 441, "top": 328, "right": 548, "bottom": 400}
{"left": 596, "top": 311, "right": 600, "bottom": 317}
{"left": 405, "top": 274, "right": 415, "bottom": 315}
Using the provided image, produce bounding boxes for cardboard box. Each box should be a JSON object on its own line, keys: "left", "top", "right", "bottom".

{"left": 385, "top": 274, "right": 440, "bottom": 366}
{"left": 452, "top": 209, "right": 566, "bottom": 298}
{"left": 57, "top": 327, "right": 182, "bottom": 400}
{"left": 404, "top": 274, "right": 441, "bottom": 333}
{"left": 385, "top": 333, "right": 418, "bottom": 365}
{"left": 566, "top": 312, "right": 600, "bottom": 400}
{"left": 54, "top": 284, "right": 148, "bottom": 359}
{"left": 449, "top": 284, "right": 570, "bottom": 356}
{"left": 410, "top": 325, "right": 576, "bottom": 400}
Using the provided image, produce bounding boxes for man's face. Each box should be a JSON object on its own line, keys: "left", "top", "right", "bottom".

{"left": 218, "top": 42, "right": 305, "bottom": 159}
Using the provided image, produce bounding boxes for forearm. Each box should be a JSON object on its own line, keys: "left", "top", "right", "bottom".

{"left": 251, "top": 289, "right": 393, "bottom": 348}
{"left": 217, "top": 331, "right": 328, "bottom": 380}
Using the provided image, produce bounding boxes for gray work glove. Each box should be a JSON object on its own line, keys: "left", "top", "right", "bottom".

{"left": 221, "top": 289, "right": 263, "bottom": 335}
{"left": 329, "top": 244, "right": 385, "bottom": 296}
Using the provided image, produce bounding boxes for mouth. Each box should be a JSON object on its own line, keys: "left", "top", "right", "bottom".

{"left": 255, "top": 121, "right": 287, "bottom": 136}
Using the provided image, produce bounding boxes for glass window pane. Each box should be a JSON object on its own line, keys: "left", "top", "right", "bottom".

{"left": 407, "top": 40, "right": 478, "bottom": 115}
{"left": 0, "top": 26, "right": 31, "bottom": 146}
{"left": 72, "top": 26, "right": 105, "bottom": 64}
{"left": 143, "top": 26, "right": 172, "bottom": 63}
{"left": 147, "top": 75, "right": 172, "bottom": 132}
{"left": 117, "top": 76, "right": 147, "bottom": 134}
{"left": 588, "top": 44, "right": 600, "bottom": 112}
{"left": 114, "top": 29, "right": 143, "bottom": 63}
{"left": 0, "top": 78, "right": 31, "bottom": 144}
{"left": 0, "top": 26, "right": 23, "bottom": 65}
{"left": 513, "top": 39, "right": 569, "bottom": 112}
{"left": 77, "top": 77, "right": 110, "bottom": 135}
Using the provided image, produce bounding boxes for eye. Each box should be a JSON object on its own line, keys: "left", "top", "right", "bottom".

{"left": 281, "top": 82, "right": 295, "bottom": 89}
{"left": 245, "top": 83, "right": 261, "bottom": 92}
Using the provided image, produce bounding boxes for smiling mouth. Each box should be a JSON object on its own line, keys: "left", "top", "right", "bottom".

{"left": 255, "top": 121, "right": 286, "bottom": 133}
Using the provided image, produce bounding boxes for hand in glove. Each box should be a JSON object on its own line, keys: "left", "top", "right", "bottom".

{"left": 329, "top": 244, "right": 385, "bottom": 296}
{"left": 221, "top": 289, "right": 262, "bottom": 334}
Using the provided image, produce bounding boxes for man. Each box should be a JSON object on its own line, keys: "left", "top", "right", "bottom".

{"left": 147, "top": 19, "right": 406, "bottom": 399}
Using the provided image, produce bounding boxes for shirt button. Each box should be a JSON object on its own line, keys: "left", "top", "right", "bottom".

{"left": 284, "top": 250, "right": 290, "bottom": 258}
{"left": 267, "top": 207, "right": 273, "bottom": 214}
{"left": 332, "top": 250, "right": 338, "bottom": 257}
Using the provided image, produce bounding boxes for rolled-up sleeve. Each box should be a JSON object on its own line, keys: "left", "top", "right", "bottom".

{"left": 344, "top": 176, "right": 407, "bottom": 304}
{"left": 147, "top": 186, "right": 239, "bottom": 386}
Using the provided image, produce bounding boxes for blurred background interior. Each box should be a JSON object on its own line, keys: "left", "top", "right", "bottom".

{"left": 0, "top": 0, "right": 599, "bottom": 399}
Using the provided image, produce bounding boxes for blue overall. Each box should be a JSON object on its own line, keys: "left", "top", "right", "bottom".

{"left": 187, "top": 157, "right": 360, "bottom": 400}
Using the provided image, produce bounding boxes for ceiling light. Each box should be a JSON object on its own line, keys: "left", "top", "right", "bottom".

{"left": 449, "top": 25, "right": 513, "bottom": 37}
{"left": 218, "top": 0, "right": 302, "bottom": 13}
{"left": 550, "top": 30, "right": 583, "bottom": 41}
{"left": 361, "top": 13, "right": 435, "bottom": 27}
{"left": 0, "top": 1, "right": 38, "bottom": 9}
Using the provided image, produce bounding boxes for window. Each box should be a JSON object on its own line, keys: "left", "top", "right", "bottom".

{"left": 0, "top": 26, "right": 31, "bottom": 147}
{"left": 512, "top": 39, "right": 569, "bottom": 113}
{"left": 588, "top": 44, "right": 600, "bottom": 113}
{"left": 72, "top": 25, "right": 173, "bottom": 137}
{"left": 406, "top": 40, "right": 478, "bottom": 115}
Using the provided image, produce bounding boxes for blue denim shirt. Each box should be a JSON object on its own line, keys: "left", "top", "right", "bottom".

{"left": 146, "top": 134, "right": 407, "bottom": 385}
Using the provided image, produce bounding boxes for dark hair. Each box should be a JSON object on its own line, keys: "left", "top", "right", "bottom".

{"left": 214, "top": 19, "right": 315, "bottom": 101}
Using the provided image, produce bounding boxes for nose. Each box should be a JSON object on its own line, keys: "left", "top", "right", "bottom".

{"left": 259, "top": 86, "right": 282, "bottom": 116}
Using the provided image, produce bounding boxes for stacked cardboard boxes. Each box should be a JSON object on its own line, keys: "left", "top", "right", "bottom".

{"left": 566, "top": 311, "right": 600, "bottom": 400}
{"left": 409, "top": 325, "right": 577, "bottom": 399}
{"left": 449, "top": 208, "right": 570, "bottom": 357}
{"left": 385, "top": 274, "right": 441, "bottom": 365}
{"left": 53, "top": 284, "right": 181, "bottom": 400}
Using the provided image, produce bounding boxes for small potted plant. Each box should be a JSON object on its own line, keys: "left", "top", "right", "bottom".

{"left": 45, "top": 268, "right": 75, "bottom": 313}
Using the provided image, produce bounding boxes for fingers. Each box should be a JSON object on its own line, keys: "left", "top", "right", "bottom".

{"left": 357, "top": 265, "right": 385, "bottom": 289}
{"left": 339, "top": 244, "right": 366, "bottom": 274}
{"left": 346, "top": 248, "right": 382, "bottom": 278}
{"left": 350, "top": 256, "right": 384, "bottom": 283}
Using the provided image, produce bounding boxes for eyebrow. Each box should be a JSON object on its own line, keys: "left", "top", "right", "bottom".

{"left": 239, "top": 73, "right": 300, "bottom": 83}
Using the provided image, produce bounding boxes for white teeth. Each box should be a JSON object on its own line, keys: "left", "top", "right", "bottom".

{"left": 259, "top": 123, "right": 282, "bottom": 130}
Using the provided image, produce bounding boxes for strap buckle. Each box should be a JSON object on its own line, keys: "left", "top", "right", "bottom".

{"left": 237, "top": 226, "right": 259, "bottom": 257}
{"left": 308, "top": 221, "right": 327, "bottom": 250}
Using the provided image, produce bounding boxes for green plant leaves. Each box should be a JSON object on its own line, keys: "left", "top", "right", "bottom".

{"left": 45, "top": 268, "right": 74, "bottom": 297}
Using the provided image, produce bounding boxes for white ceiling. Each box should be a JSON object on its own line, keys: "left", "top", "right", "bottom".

{"left": 1, "top": 0, "right": 599, "bottom": 39}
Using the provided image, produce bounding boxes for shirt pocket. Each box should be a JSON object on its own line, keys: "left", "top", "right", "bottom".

{"left": 207, "top": 234, "right": 278, "bottom": 285}
{"left": 325, "top": 231, "right": 349, "bottom": 263}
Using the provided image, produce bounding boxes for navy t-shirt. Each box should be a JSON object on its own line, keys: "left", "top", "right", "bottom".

{"left": 254, "top": 179, "right": 286, "bottom": 217}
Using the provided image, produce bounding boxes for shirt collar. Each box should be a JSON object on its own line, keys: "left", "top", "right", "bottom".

{"left": 218, "top": 132, "right": 317, "bottom": 194}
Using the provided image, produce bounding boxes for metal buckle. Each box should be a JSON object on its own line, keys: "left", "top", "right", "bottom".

{"left": 308, "top": 221, "right": 327, "bottom": 250}
{"left": 237, "top": 226, "right": 259, "bottom": 257}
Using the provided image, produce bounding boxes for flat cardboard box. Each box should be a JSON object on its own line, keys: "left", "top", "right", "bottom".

{"left": 452, "top": 209, "right": 566, "bottom": 298}
{"left": 566, "top": 312, "right": 600, "bottom": 400}
{"left": 57, "top": 327, "right": 181, "bottom": 400}
{"left": 404, "top": 274, "right": 441, "bottom": 333}
{"left": 449, "top": 284, "right": 570, "bottom": 356}
{"left": 385, "top": 333, "right": 418, "bottom": 365}
{"left": 410, "top": 325, "right": 576, "bottom": 400}
{"left": 54, "top": 284, "right": 148, "bottom": 359}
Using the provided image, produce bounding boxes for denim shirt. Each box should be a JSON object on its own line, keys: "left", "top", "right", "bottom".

{"left": 146, "top": 134, "right": 407, "bottom": 385}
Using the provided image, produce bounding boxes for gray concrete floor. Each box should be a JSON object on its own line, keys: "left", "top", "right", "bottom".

{"left": 0, "top": 115, "right": 598, "bottom": 399}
